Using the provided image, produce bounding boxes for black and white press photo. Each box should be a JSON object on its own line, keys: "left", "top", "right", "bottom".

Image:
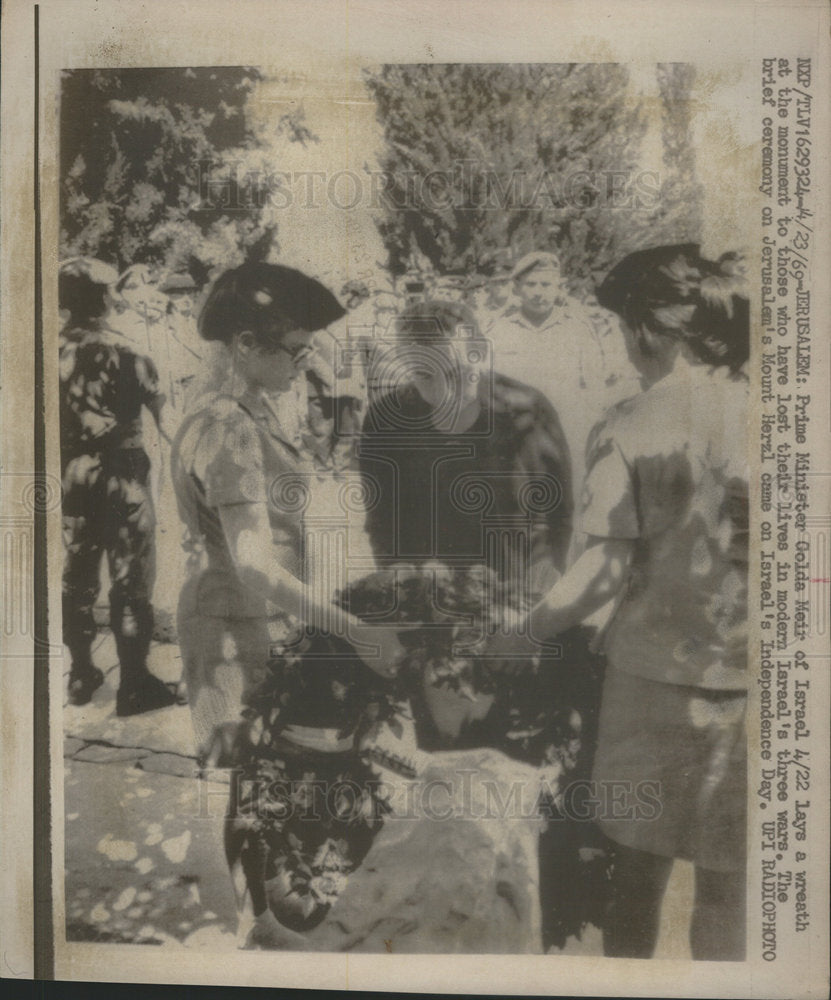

{"left": 56, "top": 56, "right": 752, "bottom": 959}
{"left": 0, "top": 0, "right": 828, "bottom": 995}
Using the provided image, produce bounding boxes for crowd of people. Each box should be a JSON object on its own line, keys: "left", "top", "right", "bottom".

{"left": 60, "top": 243, "right": 749, "bottom": 958}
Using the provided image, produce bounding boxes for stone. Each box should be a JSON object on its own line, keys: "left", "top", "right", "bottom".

{"left": 306, "top": 748, "right": 551, "bottom": 954}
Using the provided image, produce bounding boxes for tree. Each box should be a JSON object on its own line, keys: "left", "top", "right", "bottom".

{"left": 60, "top": 67, "right": 312, "bottom": 278}
{"left": 364, "top": 63, "right": 703, "bottom": 295}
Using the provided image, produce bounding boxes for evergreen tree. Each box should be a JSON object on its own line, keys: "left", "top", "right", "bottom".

{"left": 364, "top": 63, "right": 703, "bottom": 294}
{"left": 60, "top": 67, "right": 311, "bottom": 277}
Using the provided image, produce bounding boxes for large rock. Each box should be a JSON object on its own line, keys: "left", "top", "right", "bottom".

{"left": 308, "top": 749, "right": 553, "bottom": 954}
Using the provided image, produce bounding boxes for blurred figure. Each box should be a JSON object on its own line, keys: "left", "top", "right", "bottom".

{"left": 59, "top": 258, "right": 176, "bottom": 715}
{"left": 473, "top": 252, "right": 514, "bottom": 330}
{"left": 371, "top": 289, "right": 403, "bottom": 337}
{"left": 109, "top": 263, "right": 168, "bottom": 351}
{"left": 108, "top": 263, "right": 171, "bottom": 507}
{"left": 430, "top": 274, "right": 466, "bottom": 303}
{"left": 354, "top": 290, "right": 404, "bottom": 399}
{"left": 402, "top": 275, "right": 427, "bottom": 307}
{"left": 159, "top": 271, "right": 204, "bottom": 417}
{"left": 339, "top": 279, "right": 371, "bottom": 312}
{"left": 141, "top": 272, "right": 207, "bottom": 678}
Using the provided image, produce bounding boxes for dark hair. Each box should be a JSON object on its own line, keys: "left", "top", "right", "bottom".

{"left": 395, "top": 299, "right": 480, "bottom": 342}
{"left": 597, "top": 244, "right": 749, "bottom": 372}
{"left": 59, "top": 273, "right": 109, "bottom": 326}
{"left": 198, "top": 262, "right": 345, "bottom": 347}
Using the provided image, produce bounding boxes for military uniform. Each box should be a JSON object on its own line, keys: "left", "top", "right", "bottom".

{"left": 483, "top": 300, "right": 640, "bottom": 576}
{"left": 484, "top": 301, "right": 637, "bottom": 436}
{"left": 60, "top": 323, "right": 174, "bottom": 714}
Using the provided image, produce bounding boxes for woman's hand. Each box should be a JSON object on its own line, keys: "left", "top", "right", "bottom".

{"left": 349, "top": 622, "right": 405, "bottom": 679}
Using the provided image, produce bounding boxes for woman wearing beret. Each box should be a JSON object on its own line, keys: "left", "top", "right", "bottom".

{"left": 171, "top": 262, "right": 403, "bottom": 947}
{"left": 491, "top": 245, "right": 749, "bottom": 960}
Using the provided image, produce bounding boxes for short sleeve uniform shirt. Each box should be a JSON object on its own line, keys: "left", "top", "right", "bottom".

{"left": 171, "top": 390, "right": 308, "bottom": 619}
{"left": 581, "top": 365, "right": 749, "bottom": 690}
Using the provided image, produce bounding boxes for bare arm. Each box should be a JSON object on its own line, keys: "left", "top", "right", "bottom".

{"left": 486, "top": 536, "right": 633, "bottom": 661}
{"left": 529, "top": 536, "right": 634, "bottom": 640}
{"left": 217, "top": 501, "right": 402, "bottom": 675}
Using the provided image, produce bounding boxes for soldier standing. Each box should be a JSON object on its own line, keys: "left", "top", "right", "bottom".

{"left": 159, "top": 271, "right": 204, "bottom": 417}
{"left": 60, "top": 258, "right": 176, "bottom": 715}
{"left": 484, "top": 251, "right": 639, "bottom": 518}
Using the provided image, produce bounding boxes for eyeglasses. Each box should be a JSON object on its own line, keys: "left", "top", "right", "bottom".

{"left": 272, "top": 342, "right": 316, "bottom": 365}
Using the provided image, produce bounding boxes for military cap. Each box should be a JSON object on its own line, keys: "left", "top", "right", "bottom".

{"left": 60, "top": 257, "right": 120, "bottom": 287}
{"left": 159, "top": 272, "right": 197, "bottom": 294}
{"left": 510, "top": 251, "right": 562, "bottom": 283}
{"left": 59, "top": 257, "right": 120, "bottom": 321}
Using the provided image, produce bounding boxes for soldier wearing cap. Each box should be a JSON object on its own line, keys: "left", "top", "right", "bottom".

{"left": 484, "top": 250, "right": 638, "bottom": 533}
{"left": 476, "top": 250, "right": 514, "bottom": 324}
{"left": 371, "top": 290, "right": 403, "bottom": 334}
{"left": 60, "top": 257, "right": 177, "bottom": 715}
{"left": 155, "top": 271, "right": 203, "bottom": 418}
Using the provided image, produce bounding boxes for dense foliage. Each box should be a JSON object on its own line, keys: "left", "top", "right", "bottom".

{"left": 364, "top": 63, "right": 704, "bottom": 294}
{"left": 60, "top": 67, "right": 310, "bottom": 277}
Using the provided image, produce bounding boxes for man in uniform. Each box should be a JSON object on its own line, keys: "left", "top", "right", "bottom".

{"left": 471, "top": 250, "right": 514, "bottom": 331}
{"left": 484, "top": 251, "right": 639, "bottom": 516}
{"left": 159, "top": 271, "right": 204, "bottom": 417}
{"left": 60, "top": 257, "right": 176, "bottom": 716}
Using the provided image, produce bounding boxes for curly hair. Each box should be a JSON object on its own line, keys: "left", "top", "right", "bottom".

{"left": 597, "top": 245, "right": 749, "bottom": 373}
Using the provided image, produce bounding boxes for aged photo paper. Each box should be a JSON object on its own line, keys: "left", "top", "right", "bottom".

{"left": 1, "top": 0, "right": 829, "bottom": 995}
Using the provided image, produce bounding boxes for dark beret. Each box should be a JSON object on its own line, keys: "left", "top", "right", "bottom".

{"left": 199, "top": 262, "right": 346, "bottom": 343}
{"left": 596, "top": 243, "right": 702, "bottom": 318}
{"left": 159, "top": 272, "right": 197, "bottom": 293}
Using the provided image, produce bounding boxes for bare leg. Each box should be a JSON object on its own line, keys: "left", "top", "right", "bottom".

{"left": 690, "top": 865, "right": 746, "bottom": 961}
{"left": 603, "top": 843, "right": 673, "bottom": 958}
